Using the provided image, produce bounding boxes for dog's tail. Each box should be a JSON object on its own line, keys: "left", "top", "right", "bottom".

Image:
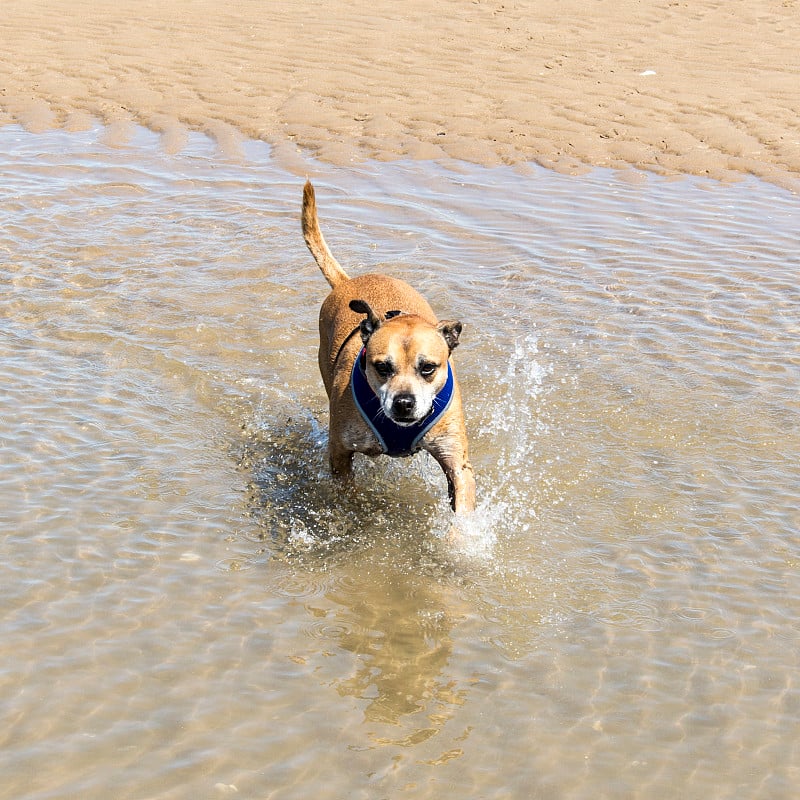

{"left": 302, "top": 180, "right": 350, "bottom": 288}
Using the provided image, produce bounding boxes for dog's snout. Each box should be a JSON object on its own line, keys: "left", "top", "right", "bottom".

{"left": 392, "top": 393, "right": 416, "bottom": 419}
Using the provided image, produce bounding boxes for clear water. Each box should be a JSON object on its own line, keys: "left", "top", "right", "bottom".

{"left": 1, "top": 126, "right": 798, "bottom": 799}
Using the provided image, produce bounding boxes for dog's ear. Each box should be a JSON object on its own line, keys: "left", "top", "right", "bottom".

{"left": 437, "top": 319, "right": 463, "bottom": 352}
{"left": 349, "top": 299, "right": 382, "bottom": 344}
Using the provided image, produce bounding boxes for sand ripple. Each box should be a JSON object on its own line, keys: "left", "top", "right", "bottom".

{"left": 1, "top": 0, "right": 798, "bottom": 187}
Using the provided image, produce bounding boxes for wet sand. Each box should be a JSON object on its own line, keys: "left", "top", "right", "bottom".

{"left": 1, "top": 0, "right": 798, "bottom": 187}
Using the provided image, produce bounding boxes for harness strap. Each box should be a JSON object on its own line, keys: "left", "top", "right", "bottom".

{"left": 350, "top": 348, "right": 455, "bottom": 457}
{"left": 333, "top": 324, "right": 362, "bottom": 366}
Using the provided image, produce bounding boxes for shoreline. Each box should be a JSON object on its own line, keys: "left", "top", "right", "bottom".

{"left": 1, "top": 0, "right": 798, "bottom": 189}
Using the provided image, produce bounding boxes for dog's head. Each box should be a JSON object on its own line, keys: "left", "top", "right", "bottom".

{"left": 350, "top": 299, "right": 461, "bottom": 426}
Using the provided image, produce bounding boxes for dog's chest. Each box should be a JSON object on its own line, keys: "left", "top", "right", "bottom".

{"left": 338, "top": 416, "right": 385, "bottom": 456}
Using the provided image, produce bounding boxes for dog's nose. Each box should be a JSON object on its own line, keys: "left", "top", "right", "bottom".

{"left": 392, "top": 393, "right": 416, "bottom": 419}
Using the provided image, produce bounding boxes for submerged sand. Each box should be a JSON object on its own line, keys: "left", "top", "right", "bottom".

{"left": 1, "top": 0, "right": 798, "bottom": 186}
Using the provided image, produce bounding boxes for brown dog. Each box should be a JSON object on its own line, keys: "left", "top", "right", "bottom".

{"left": 301, "top": 180, "right": 475, "bottom": 514}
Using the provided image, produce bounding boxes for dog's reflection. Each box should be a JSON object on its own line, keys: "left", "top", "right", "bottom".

{"left": 325, "top": 554, "right": 468, "bottom": 733}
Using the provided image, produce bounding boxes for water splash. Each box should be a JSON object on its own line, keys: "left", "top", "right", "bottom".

{"left": 456, "top": 331, "right": 554, "bottom": 558}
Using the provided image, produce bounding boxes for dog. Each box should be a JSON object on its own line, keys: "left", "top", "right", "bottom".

{"left": 301, "top": 180, "right": 475, "bottom": 514}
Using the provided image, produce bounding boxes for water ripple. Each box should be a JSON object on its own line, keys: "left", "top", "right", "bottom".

{"left": 1, "top": 126, "right": 798, "bottom": 799}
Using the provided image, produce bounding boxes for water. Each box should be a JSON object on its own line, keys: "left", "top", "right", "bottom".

{"left": 1, "top": 125, "right": 798, "bottom": 799}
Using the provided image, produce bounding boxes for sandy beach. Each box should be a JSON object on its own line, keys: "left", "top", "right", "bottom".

{"left": 1, "top": 0, "right": 798, "bottom": 186}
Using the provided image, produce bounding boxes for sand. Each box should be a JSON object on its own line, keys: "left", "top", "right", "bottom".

{"left": 1, "top": 0, "right": 798, "bottom": 187}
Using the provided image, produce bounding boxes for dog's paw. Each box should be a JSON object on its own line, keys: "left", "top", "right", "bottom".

{"left": 441, "top": 511, "right": 495, "bottom": 560}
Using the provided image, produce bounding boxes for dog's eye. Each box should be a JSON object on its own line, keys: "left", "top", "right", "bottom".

{"left": 373, "top": 361, "right": 393, "bottom": 378}
{"left": 419, "top": 362, "right": 438, "bottom": 379}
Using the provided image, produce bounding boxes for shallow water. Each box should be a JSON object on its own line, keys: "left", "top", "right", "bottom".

{"left": 1, "top": 126, "right": 798, "bottom": 799}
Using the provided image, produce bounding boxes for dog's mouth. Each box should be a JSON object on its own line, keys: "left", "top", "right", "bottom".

{"left": 389, "top": 411, "right": 420, "bottom": 426}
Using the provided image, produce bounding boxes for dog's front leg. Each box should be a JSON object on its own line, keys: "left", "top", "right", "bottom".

{"left": 429, "top": 444, "right": 476, "bottom": 514}
{"left": 328, "top": 443, "right": 354, "bottom": 482}
{"left": 449, "top": 460, "right": 477, "bottom": 515}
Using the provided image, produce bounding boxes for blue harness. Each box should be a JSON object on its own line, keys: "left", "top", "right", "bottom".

{"left": 350, "top": 348, "right": 455, "bottom": 457}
